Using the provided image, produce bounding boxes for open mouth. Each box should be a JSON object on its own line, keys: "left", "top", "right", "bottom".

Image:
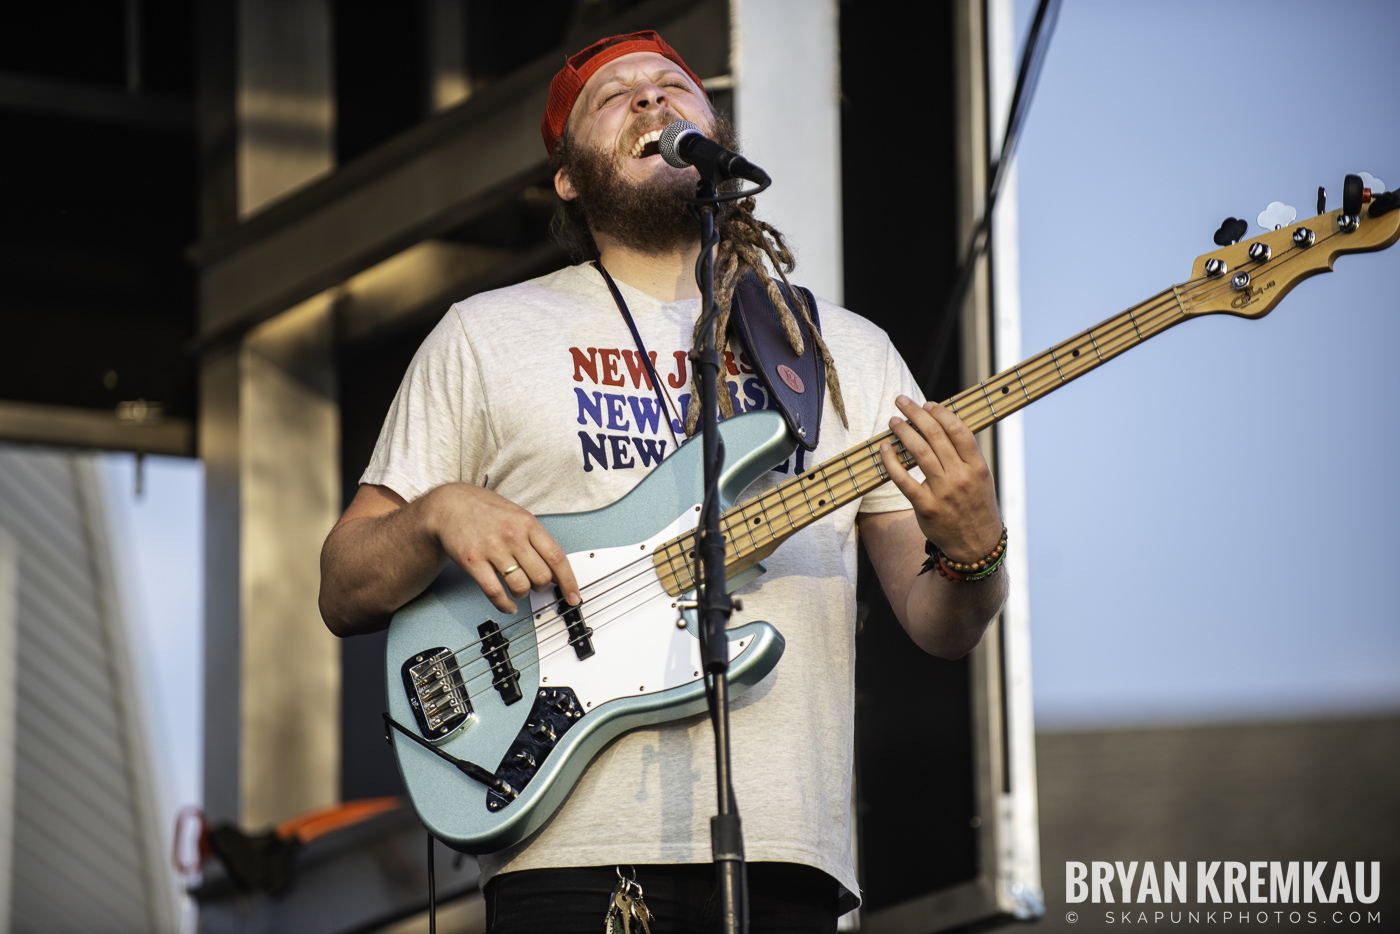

{"left": 630, "top": 129, "right": 663, "bottom": 159}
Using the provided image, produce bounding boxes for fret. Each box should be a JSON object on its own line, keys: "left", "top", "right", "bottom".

{"left": 789, "top": 475, "right": 815, "bottom": 526}
{"left": 739, "top": 506, "right": 761, "bottom": 551}
{"left": 851, "top": 450, "right": 873, "bottom": 492}
{"left": 1170, "top": 284, "right": 1191, "bottom": 317}
{"left": 841, "top": 453, "right": 860, "bottom": 498}
{"left": 654, "top": 276, "right": 1210, "bottom": 595}
{"left": 794, "top": 475, "right": 817, "bottom": 522}
{"left": 873, "top": 447, "right": 889, "bottom": 480}
{"left": 736, "top": 506, "right": 761, "bottom": 553}
{"left": 851, "top": 448, "right": 873, "bottom": 492}
{"left": 1101, "top": 320, "right": 1137, "bottom": 357}
{"left": 669, "top": 543, "right": 688, "bottom": 583}
{"left": 892, "top": 437, "right": 915, "bottom": 471}
{"left": 776, "top": 487, "right": 797, "bottom": 537}
{"left": 680, "top": 537, "right": 698, "bottom": 590}
{"left": 1126, "top": 307, "right": 1144, "bottom": 340}
{"left": 868, "top": 446, "right": 888, "bottom": 481}
{"left": 806, "top": 467, "right": 829, "bottom": 518}
{"left": 819, "top": 466, "right": 839, "bottom": 509}
{"left": 978, "top": 381, "right": 999, "bottom": 418}
{"left": 666, "top": 540, "right": 694, "bottom": 592}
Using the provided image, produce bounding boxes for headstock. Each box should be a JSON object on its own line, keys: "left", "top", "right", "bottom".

{"left": 1182, "top": 176, "right": 1400, "bottom": 321}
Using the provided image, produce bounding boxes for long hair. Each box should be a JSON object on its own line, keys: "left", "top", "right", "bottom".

{"left": 550, "top": 134, "right": 848, "bottom": 434}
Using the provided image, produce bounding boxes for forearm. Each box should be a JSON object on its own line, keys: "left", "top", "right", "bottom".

{"left": 901, "top": 563, "right": 1007, "bottom": 658}
{"left": 859, "top": 508, "right": 1005, "bottom": 659}
{"left": 319, "top": 490, "right": 448, "bottom": 637}
{"left": 320, "top": 481, "right": 581, "bottom": 638}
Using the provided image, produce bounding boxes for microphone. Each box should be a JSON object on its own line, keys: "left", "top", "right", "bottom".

{"left": 658, "top": 120, "right": 771, "bottom": 186}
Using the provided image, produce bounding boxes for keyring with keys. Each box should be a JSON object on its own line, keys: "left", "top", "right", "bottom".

{"left": 605, "top": 866, "right": 653, "bottom": 934}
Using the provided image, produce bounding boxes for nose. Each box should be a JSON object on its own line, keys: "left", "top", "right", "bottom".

{"left": 630, "top": 82, "right": 667, "bottom": 112}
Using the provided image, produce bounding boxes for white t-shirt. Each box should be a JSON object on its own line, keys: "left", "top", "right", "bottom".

{"left": 362, "top": 262, "right": 925, "bottom": 905}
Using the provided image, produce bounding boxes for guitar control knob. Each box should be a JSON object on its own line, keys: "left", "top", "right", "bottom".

{"left": 527, "top": 721, "right": 556, "bottom": 744}
{"left": 1293, "top": 227, "right": 1315, "bottom": 247}
{"left": 1231, "top": 271, "right": 1251, "bottom": 290}
{"left": 1247, "top": 243, "right": 1271, "bottom": 263}
{"left": 1204, "top": 258, "right": 1228, "bottom": 278}
{"left": 513, "top": 751, "right": 537, "bottom": 770}
{"left": 548, "top": 692, "right": 574, "bottom": 715}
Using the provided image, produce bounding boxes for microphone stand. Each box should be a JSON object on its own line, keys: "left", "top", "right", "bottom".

{"left": 687, "top": 167, "right": 747, "bottom": 934}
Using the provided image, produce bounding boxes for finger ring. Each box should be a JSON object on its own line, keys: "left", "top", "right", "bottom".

{"left": 501, "top": 564, "right": 520, "bottom": 576}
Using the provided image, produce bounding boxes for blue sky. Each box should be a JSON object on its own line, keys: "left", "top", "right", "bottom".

{"left": 1012, "top": 0, "right": 1400, "bottom": 725}
{"left": 98, "top": 1, "right": 1400, "bottom": 820}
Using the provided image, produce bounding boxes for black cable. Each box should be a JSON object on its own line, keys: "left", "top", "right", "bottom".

{"left": 918, "top": 0, "right": 1063, "bottom": 391}
{"left": 686, "top": 179, "right": 771, "bottom": 207}
{"left": 382, "top": 713, "right": 515, "bottom": 799}
{"left": 426, "top": 830, "right": 436, "bottom": 934}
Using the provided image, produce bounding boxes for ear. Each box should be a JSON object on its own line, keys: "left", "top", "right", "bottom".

{"left": 554, "top": 166, "right": 578, "bottom": 202}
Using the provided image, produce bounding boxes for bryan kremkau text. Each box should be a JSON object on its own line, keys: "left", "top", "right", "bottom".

{"left": 1066, "top": 861, "right": 1380, "bottom": 905}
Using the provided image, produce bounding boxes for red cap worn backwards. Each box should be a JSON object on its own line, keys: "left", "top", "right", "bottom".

{"left": 541, "top": 30, "right": 710, "bottom": 159}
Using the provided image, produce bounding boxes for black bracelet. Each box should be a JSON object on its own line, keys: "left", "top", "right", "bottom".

{"left": 918, "top": 526, "right": 1008, "bottom": 582}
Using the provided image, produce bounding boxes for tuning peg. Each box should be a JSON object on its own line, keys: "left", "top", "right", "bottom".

{"left": 1317, "top": 187, "right": 1326, "bottom": 215}
{"left": 1343, "top": 174, "right": 1365, "bottom": 216}
{"left": 1213, "top": 217, "right": 1249, "bottom": 246}
{"left": 1257, "top": 201, "right": 1297, "bottom": 231}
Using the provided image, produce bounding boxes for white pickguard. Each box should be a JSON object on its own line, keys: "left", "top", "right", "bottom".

{"left": 529, "top": 506, "right": 749, "bottom": 712}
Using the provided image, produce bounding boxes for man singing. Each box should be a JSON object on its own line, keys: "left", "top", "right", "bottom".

{"left": 320, "top": 30, "right": 1006, "bottom": 933}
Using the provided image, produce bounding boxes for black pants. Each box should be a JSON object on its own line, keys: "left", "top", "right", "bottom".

{"left": 483, "top": 861, "right": 842, "bottom": 933}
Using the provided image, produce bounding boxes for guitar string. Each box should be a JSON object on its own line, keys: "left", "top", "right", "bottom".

{"left": 449, "top": 288, "right": 1205, "bottom": 703}
{"left": 427, "top": 224, "right": 1341, "bottom": 697}
{"left": 438, "top": 279, "right": 1194, "bottom": 669}
{"left": 452, "top": 248, "right": 1308, "bottom": 705}
{"left": 893, "top": 222, "right": 1344, "bottom": 434}
{"left": 433, "top": 269, "right": 1227, "bottom": 695}
{"left": 439, "top": 266, "right": 1246, "bottom": 695}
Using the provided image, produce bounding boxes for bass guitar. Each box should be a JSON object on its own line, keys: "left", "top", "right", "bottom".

{"left": 384, "top": 176, "right": 1400, "bottom": 854}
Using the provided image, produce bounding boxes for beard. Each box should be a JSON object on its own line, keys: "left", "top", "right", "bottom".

{"left": 563, "top": 113, "right": 739, "bottom": 255}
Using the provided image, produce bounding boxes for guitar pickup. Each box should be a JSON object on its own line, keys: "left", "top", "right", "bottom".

{"left": 402, "top": 647, "right": 471, "bottom": 740}
{"left": 478, "top": 620, "right": 523, "bottom": 705}
{"left": 555, "top": 585, "right": 594, "bottom": 660}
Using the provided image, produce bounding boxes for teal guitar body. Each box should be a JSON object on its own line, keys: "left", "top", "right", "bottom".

{"left": 384, "top": 409, "right": 795, "bottom": 854}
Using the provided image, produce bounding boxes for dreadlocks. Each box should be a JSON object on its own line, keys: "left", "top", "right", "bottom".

{"left": 550, "top": 124, "right": 848, "bottom": 436}
{"left": 701, "top": 195, "right": 848, "bottom": 434}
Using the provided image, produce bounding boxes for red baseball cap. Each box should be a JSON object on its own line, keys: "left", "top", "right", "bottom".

{"left": 541, "top": 30, "right": 710, "bottom": 158}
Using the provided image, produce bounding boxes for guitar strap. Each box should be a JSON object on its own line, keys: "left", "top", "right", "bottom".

{"left": 728, "top": 271, "right": 826, "bottom": 451}
{"left": 594, "top": 263, "right": 826, "bottom": 451}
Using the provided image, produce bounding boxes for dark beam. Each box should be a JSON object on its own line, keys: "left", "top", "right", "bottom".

{"left": 0, "top": 71, "right": 193, "bottom": 132}
{"left": 0, "top": 400, "right": 193, "bottom": 456}
{"left": 190, "top": 0, "right": 727, "bottom": 350}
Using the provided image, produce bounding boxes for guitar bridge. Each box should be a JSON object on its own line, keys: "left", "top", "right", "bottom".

{"left": 402, "top": 647, "right": 472, "bottom": 740}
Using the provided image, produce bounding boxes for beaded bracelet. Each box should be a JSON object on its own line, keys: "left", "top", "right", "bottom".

{"left": 918, "top": 526, "right": 1007, "bottom": 583}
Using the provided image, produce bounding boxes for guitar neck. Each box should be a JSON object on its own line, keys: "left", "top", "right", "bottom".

{"left": 654, "top": 282, "right": 1193, "bottom": 591}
